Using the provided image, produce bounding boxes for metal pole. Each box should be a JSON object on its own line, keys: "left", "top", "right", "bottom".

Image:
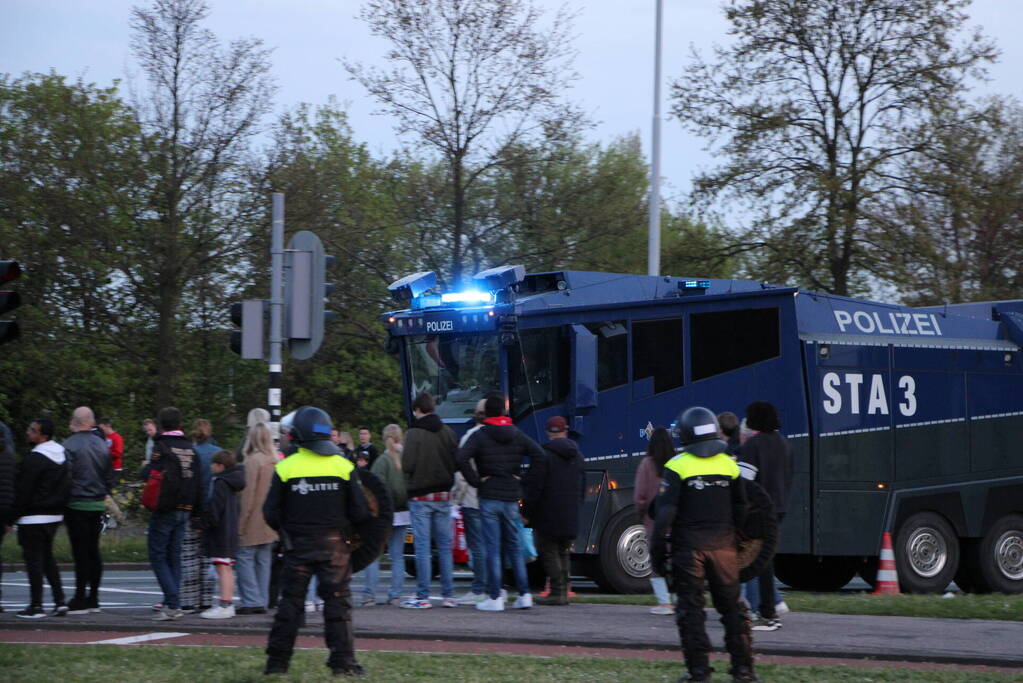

{"left": 648, "top": 0, "right": 663, "bottom": 277}
{"left": 269, "top": 193, "right": 284, "bottom": 438}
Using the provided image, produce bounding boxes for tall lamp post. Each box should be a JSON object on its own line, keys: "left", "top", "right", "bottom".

{"left": 648, "top": 0, "right": 663, "bottom": 277}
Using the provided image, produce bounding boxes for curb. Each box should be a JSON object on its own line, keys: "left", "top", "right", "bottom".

{"left": 2, "top": 619, "right": 1019, "bottom": 669}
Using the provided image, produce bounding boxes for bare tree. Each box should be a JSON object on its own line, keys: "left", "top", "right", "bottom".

{"left": 672, "top": 0, "right": 996, "bottom": 296}
{"left": 346, "top": 0, "right": 584, "bottom": 285}
{"left": 129, "top": 0, "right": 274, "bottom": 407}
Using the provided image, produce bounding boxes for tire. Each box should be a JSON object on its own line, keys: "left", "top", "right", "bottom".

{"left": 592, "top": 509, "right": 651, "bottom": 594}
{"left": 894, "top": 512, "right": 959, "bottom": 594}
{"left": 774, "top": 555, "right": 859, "bottom": 591}
{"left": 976, "top": 513, "right": 1023, "bottom": 594}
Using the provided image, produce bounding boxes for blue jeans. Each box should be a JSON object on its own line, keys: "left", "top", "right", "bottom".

{"left": 361, "top": 524, "right": 409, "bottom": 600}
{"left": 461, "top": 507, "right": 487, "bottom": 594}
{"left": 479, "top": 499, "right": 529, "bottom": 600}
{"left": 408, "top": 500, "right": 454, "bottom": 600}
{"left": 148, "top": 509, "right": 188, "bottom": 609}
{"left": 236, "top": 542, "right": 274, "bottom": 608}
{"left": 743, "top": 576, "right": 782, "bottom": 614}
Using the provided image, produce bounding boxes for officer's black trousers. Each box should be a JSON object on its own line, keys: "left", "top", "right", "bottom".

{"left": 673, "top": 545, "right": 752, "bottom": 678}
{"left": 266, "top": 536, "right": 355, "bottom": 670}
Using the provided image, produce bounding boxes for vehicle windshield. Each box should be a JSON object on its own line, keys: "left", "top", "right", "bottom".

{"left": 406, "top": 333, "right": 501, "bottom": 420}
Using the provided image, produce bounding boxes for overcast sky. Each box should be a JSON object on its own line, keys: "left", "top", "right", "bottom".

{"left": 3, "top": 0, "right": 1021, "bottom": 205}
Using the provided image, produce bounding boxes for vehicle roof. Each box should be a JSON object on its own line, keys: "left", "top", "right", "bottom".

{"left": 388, "top": 269, "right": 1023, "bottom": 350}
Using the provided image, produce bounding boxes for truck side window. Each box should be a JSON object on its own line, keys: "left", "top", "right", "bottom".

{"left": 584, "top": 321, "right": 628, "bottom": 391}
{"left": 509, "top": 326, "right": 570, "bottom": 418}
{"left": 690, "top": 307, "right": 780, "bottom": 381}
{"left": 632, "top": 318, "right": 683, "bottom": 394}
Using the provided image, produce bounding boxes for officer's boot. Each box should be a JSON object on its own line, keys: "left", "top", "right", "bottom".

{"left": 325, "top": 598, "right": 364, "bottom": 676}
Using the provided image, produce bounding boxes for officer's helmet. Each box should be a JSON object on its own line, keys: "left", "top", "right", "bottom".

{"left": 673, "top": 406, "right": 727, "bottom": 458}
{"left": 278, "top": 409, "right": 298, "bottom": 456}
{"left": 289, "top": 406, "right": 341, "bottom": 456}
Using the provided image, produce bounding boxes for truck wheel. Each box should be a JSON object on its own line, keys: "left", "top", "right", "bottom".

{"left": 976, "top": 514, "right": 1023, "bottom": 594}
{"left": 895, "top": 512, "right": 959, "bottom": 593}
{"left": 593, "top": 509, "right": 651, "bottom": 594}
{"left": 774, "top": 555, "right": 858, "bottom": 591}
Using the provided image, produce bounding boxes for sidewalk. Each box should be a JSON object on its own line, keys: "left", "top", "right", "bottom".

{"left": 1, "top": 602, "right": 1019, "bottom": 667}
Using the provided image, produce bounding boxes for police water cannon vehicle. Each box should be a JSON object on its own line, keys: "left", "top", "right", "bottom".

{"left": 383, "top": 267, "right": 1023, "bottom": 594}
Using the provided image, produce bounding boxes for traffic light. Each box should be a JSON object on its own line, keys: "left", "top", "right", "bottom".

{"left": 229, "top": 299, "right": 266, "bottom": 360}
{"left": 0, "top": 260, "right": 22, "bottom": 345}
{"left": 285, "top": 230, "right": 336, "bottom": 360}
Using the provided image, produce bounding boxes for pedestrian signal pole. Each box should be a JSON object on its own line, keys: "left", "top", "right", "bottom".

{"left": 268, "top": 192, "right": 285, "bottom": 439}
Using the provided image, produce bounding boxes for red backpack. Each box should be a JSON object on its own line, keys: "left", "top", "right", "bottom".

{"left": 141, "top": 468, "right": 164, "bottom": 511}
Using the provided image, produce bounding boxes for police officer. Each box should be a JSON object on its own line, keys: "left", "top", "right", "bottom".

{"left": 650, "top": 407, "right": 757, "bottom": 683}
{"left": 263, "top": 406, "right": 371, "bottom": 677}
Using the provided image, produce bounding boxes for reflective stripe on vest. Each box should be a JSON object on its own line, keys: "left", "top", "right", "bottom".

{"left": 664, "top": 452, "right": 739, "bottom": 480}
{"left": 275, "top": 448, "right": 354, "bottom": 482}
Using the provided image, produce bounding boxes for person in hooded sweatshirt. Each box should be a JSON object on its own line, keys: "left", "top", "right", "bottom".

{"left": 400, "top": 392, "right": 459, "bottom": 609}
{"left": 198, "top": 449, "right": 245, "bottom": 619}
{"left": 522, "top": 416, "right": 585, "bottom": 606}
{"left": 14, "top": 418, "right": 71, "bottom": 618}
{"left": 456, "top": 393, "right": 544, "bottom": 612}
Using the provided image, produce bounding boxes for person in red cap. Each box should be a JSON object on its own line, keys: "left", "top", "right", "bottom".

{"left": 522, "top": 416, "right": 585, "bottom": 606}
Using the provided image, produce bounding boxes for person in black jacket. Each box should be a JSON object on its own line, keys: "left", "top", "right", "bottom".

{"left": 523, "top": 416, "right": 585, "bottom": 606}
{"left": 737, "top": 401, "right": 793, "bottom": 632}
{"left": 199, "top": 449, "right": 245, "bottom": 620}
{"left": 456, "top": 393, "right": 544, "bottom": 612}
{"left": 651, "top": 406, "right": 756, "bottom": 683}
{"left": 141, "top": 406, "right": 204, "bottom": 622}
{"left": 15, "top": 418, "right": 71, "bottom": 618}
{"left": 263, "top": 406, "right": 371, "bottom": 677}
{"left": 0, "top": 419, "right": 16, "bottom": 613}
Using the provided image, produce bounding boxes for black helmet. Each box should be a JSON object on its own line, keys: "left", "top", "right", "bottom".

{"left": 673, "top": 406, "right": 726, "bottom": 458}
{"left": 289, "top": 406, "right": 341, "bottom": 456}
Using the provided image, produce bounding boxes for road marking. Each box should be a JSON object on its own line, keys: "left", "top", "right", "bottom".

{"left": 88, "top": 632, "right": 190, "bottom": 645}
{"left": 1, "top": 582, "right": 162, "bottom": 596}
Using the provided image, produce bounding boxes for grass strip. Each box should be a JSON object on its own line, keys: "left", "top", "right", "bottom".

{"left": 1, "top": 526, "right": 148, "bottom": 564}
{"left": 0, "top": 644, "right": 1018, "bottom": 682}
{"left": 572, "top": 591, "right": 1023, "bottom": 621}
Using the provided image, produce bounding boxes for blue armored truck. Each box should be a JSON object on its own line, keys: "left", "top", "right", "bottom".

{"left": 382, "top": 267, "right": 1023, "bottom": 594}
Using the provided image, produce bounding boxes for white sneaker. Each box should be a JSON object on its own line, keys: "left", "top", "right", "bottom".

{"left": 200, "top": 604, "right": 235, "bottom": 619}
{"left": 775, "top": 600, "right": 790, "bottom": 615}
{"left": 512, "top": 593, "right": 532, "bottom": 609}
{"left": 649, "top": 605, "right": 675, "bottom": 615}
{"left": 455, "top": 590, "right": 486, "bottom": 605}
{"left": 475, "top": 596, "right": 505, "bottom": 612}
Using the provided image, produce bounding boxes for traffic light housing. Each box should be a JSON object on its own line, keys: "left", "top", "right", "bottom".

{"left": 229, "top": 299, "right": 266, "bottom": 359}
{"left": 0, "top": 260, "right": 22, "bottom": 345}
{"left": 285, "top": 230, "right": 335, "bottom": 360}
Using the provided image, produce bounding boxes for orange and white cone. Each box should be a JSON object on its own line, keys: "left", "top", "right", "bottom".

{"left": 872, "top": 532, "right": 901, "bottom": 595}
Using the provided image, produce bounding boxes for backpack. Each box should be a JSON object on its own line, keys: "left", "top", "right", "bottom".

{"left": 141, "top": 468, "right": 164, "bottom": 511}
{"left": 141, "top": 443, "right": 183, "bottom": 512}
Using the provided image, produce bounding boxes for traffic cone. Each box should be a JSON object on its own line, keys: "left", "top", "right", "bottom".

{"left": 872, "top": 532, "right": 901, "bottom": 595}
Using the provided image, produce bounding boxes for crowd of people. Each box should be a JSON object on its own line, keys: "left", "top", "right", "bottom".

{"left": 0, "top": 393, "right": 790, "bottom": 681}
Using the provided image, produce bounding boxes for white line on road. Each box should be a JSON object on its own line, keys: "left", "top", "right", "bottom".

{"left": 89, "top": 632, "right": 190, "bottom": 645}
{"left": 0, "top": 582, "right": 162, "bottom": 596}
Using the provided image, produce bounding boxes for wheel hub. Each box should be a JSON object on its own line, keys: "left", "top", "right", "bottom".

{"left": 906, "top": 526, "right": 947, "bottom": 578}
{"left": 617, "top": 525, "right": 651, "bottom": 578}
{"left": 994, "top": 529, "right": 1023, "bottom": 581}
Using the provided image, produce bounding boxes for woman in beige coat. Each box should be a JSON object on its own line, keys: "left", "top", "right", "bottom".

{"left": 235, "top": 422, "right": 279, "bottom": 614}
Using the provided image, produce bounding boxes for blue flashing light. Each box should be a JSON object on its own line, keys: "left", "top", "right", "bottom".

{"left": 411, "top": 294, "right": 442, "bottom": 310}
{"left": 441, "top": 290, "right": 494, "bottom": 305}
{"left": 682, "top": 280, "right": 711, "bottom": 289}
